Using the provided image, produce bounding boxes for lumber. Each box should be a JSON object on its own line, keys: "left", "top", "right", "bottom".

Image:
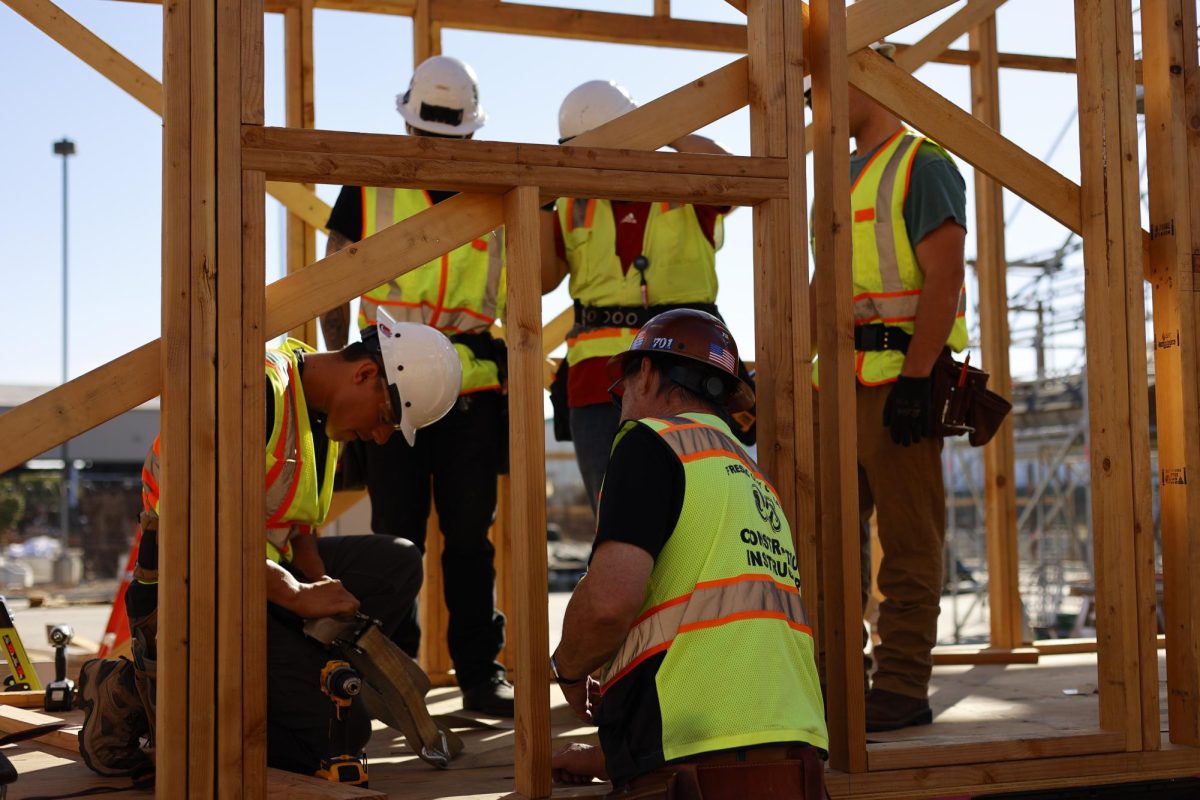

{"left": 284, "top": 0, "right": 319, "bottom": 345}
{"left": 969, "top": 10, "right": 1023, "bottom": 651}
{"left": 844, "top": 0, "right": 957, "bottom": 53}
{"left": 931, "top": 646, "right": 1039, "bottom": 665}
{"left": 1139, "top": 0, "right": 1200, "bottom": 747}
{"left": 429, "top": 0, "right": 747, "bottom": 53}
{"left": 504, "top": 185, "right": 552, "bottom": 799}
{"left": 0, "top": 705, "right": 78, "bottom": 751}
{"left": 0, "top": 690, "right": 49, "bottom": 709}
{"left": 867, "top": 732, "right": 1125, "bottom": 772}
{"left": 1073, "top": 0, "right": 1156, "bottom": 749}
{"left": 808, "top": 0, "right": 866, "bottom": 775}
{"left": 894, "top": 0, "right": 1009, "bottom": 73}
{"left": 417, "top": 511, "right": 454, "bottom": 687}
{"left": 848, "top": 47, "right": 1083, "bottom": 235}
{"left": 242, "top": 129, "right": 786, "bottom": 205}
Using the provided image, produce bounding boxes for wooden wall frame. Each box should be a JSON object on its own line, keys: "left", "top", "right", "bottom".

{"left": 4, "top": 0, "right": 1200, "bottom": 796}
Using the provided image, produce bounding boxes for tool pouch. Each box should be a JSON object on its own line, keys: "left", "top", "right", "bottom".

{"left": 130, "top": 608, "right": 158, "bottom": 747}
{"left": 929, "top": 352, "right": 1012, "bottom": 446}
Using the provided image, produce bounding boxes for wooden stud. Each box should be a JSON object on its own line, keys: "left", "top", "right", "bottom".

{"left": 1139, "top": 0, "right": 1200, "bottom": 747}
{"left": 417, "top": 510, "right": 454, "bottom": 687}
{"left": 654, "top": 0, "right": 669, "bottom": 18}
{"left": 809, "top": 0, "right": 867, "bottom": 775}
{"left": 1073, "top": 0, "right": 1156, "bottom": 749}
{"left": 503, "top": 185, "right": 551, "bottom": 799}
{"left": 894, "top": 0, "right": 1009, "bottom": 74}
{"left": 413, "top": 0, "right": 439, "bottom": 65}
{"left": 867, "top": 731, "right": 1124, "bottom": 772}
{"left": 843, "top": 0, "right": 956, "bottom": 52}
{"left": 969, "top": 9, "right": 1022, "bottom": 651}
{"left": 284, "top": 0, "right": 318, "bottom": 345}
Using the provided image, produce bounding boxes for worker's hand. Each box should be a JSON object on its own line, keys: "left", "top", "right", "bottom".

{"left": 882, "top": 375, "right": 932, "bottom": 446}
{"left": 561, "top": 675, "right": 601, "bottom": 724}
{"left": 291, "top": 577, "right": 361, "bottom": 619}
{"left": 551, "top": 742, "right": 608, "bottom": 785}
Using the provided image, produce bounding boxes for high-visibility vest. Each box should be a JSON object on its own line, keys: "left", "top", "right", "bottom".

{"left": 813, "top": 130, "right": 967, "bottom": 387}
{"left": 140, "top": 339, "right": 340, "bottom": 564}
{"left": 600, "top": 413, "right": 828, "bottom": 762}
{"left": 359, "top": 187, "right": 506, "bottom": 394}
{"left": 558, "top": 199, "right": 723, "bottom": 366}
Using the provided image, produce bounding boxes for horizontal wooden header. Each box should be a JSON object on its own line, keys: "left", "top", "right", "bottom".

{"left": 242, "top": 126, "right": 787, "bottom": 204}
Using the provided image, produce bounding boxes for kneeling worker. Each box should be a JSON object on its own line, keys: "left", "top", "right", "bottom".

{"left": 78, "top": 309, "right": 463, "bottom": 779}
{"left": 549, "top": 309, "right": 828, "bottom": 798}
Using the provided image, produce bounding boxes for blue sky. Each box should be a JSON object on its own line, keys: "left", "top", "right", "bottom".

{"left": 1, "top": 0, "right": 1096, "bottom": 395}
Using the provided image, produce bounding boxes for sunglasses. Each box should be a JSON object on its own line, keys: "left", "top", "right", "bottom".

{"left": 378, "top": 376, "right": 404, "bottom": 429}
{"left": 607, "top": 376, "right": 626, "bottom": 409}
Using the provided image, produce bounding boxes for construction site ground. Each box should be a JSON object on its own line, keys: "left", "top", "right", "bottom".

{"left": 0, "top": 586, "right": 1177, "bottom": 799}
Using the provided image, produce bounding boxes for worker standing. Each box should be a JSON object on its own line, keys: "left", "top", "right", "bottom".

{"left": 549, "top": 310, "right": 827, "bottom": 798}
{"left": 809, "top": 42, "right": 969, "bottom": 731}
{"left": 320, "top": 56, "right": 514, "bottom": 716}
{"left": 541, "top": 80, "right": 742, "bottom": 515}
{"left": 78, "top": 311, "right": 462, "bottom": 778}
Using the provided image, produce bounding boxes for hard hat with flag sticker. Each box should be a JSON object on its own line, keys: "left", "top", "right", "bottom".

{"left": 607, "top": 308, "right": 754, "bottom": 412}
{"left": 370, "top": 308, "right": 462, "bottom": 445}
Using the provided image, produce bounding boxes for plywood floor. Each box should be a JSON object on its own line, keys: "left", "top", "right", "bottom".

{"left": 2, "top": 652, "right": 1172, "bottom": 799}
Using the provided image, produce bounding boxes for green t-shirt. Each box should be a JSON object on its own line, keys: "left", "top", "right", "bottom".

{"left": 849, "top": 137, "right": 968, "bottom": 246}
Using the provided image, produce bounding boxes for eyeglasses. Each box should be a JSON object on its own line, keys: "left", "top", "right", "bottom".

{"left": 607, "top": 376, "right": 625, "bottom": 409}
{"left": 378, "top": 376, "right": 404, "bottom": 429}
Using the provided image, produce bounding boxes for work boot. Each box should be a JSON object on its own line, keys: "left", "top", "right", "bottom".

{"left": 461, "top": 674, "right": 515, "bottom": 717}
{"left": 78, "top": 658, "right": 154, "bottom": 776}
{"left": 864, "top": 687, "right": 933, "bottom": 732}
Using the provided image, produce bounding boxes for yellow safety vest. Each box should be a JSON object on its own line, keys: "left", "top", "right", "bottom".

{"left": 558, "top": 199, "right": 723, "bottom": 365}
{"left": 813, "top": 131, "right": 967, "bottom": 387}
{"left": 140, "top": 339, "right": 339, "bottom": 564}
{"left": 600, "top": 413, "right": 828, "bottom": 762}
{"left": 359, "top": 187, "right": 506, "bottom": 394}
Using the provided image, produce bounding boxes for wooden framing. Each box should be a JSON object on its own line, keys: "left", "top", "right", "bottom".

{"left": 6, "top": 0, "right": 1200, "bottom": 796}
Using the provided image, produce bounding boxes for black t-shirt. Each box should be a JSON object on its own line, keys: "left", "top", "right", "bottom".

{"left": 591, "top": 421, "right": 686, "bottom": 787}
{"left": 326, "top": 186, "right": 457, "bottom": 243}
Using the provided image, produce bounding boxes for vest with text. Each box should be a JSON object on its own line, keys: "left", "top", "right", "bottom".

{"left": 601, "top": 413, "right": 828, "bottom": 762}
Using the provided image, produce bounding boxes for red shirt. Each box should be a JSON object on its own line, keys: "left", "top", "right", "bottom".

{"left": 556, "top": 201, "right": 728, "bottom": 408}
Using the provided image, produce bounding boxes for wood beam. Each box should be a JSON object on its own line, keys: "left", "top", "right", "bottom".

{"left": 867, "top": 731, "right": 1125, "bottom": 772}
{"left": 844, "top": 0, "right": 957, "bottom": 53}
{"left": 848, "top": 48, "right": 1083, "bottom": 235}
{"left": 894, "top": 0, "right": 1009, "bottom": 73}
{"left": 412, "top": 0, "right": 439, "bottom": 65}
{"left": 969, "top": 9, "right": 1023, "bottom": 651}
{"left": 1074, "top": 0, "right": 1156, "bottom": 749}
{"left": 504, "top": 185, "right": 552, "bottom": 798}
{"left": 428, "top": 0, "right": 747, "bottom": 53}
{"left": 284, "top": 0, "right": 318, "bottom": 345}
{"left": 242, "top": 126, "right": 786, "bottom": 205}
{"left": 1140, "top": 0, "right": 1200, "bottom": 746}
{"left": 809, "top": 0, "right": 866, "bottom": 774}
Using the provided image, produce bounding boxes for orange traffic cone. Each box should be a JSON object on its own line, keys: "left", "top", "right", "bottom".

{"left": 97, "top": 529, "right": 140, "bottom": 658}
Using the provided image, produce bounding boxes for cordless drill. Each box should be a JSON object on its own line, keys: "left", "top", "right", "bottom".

{"left": 315, "top": 660, "right": 368, "bottom": 786}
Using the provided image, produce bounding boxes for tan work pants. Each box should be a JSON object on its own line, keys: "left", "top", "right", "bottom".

{"left": 815, "top": 382, "right": 946, "bottom": 699}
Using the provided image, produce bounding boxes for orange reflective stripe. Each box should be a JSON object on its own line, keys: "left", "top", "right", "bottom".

{"left": 850, "top": 129, "right": 905, "bottom": 194}
{"left": 266, "top": 363, "right": 300, "bottom": 526}
{"left": 695, "top": 571, "right": 799, "bottom": 595}
{"left": 566, "top": 327, "right": 633, "bottom": 347}
{"left": 678, "top": 611, "right": 812, "bottom": 636}
{"left": 853, "top": 208, "right": 875, "bottom": 222}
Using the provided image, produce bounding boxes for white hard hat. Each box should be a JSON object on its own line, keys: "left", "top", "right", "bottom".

{"left": 803, "top": 41, "right": 895, "bottom": 95}
{"left": 558, "top": 80, "right": 638, "bottom": 143}
{"left": 374, "top": 308, "right": 462, "bottom": 445}
{"left": 396, "top": 55, "right": 486, "bottom": 136}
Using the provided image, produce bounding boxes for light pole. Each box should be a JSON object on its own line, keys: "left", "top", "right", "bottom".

{"left": 54, "top": 138, "right": 75, "bottom": 547}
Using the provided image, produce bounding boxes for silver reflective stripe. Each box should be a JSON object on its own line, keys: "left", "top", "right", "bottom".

{"left": 481, "top": 229, "right": 503, "bottom": 323}
{"left": 601, "top": 576, "right": 811, "bottom": 689}
{"left": 852, "top": 292, "right": 920, "bottom": 324}
{"left": 874, "top": 135, "right": 918, "bottom": 295}
{"left": 571, "top": 198, "right": 590, "bottom": 230}
{"left": 374, "top": 188, "right": 395, "bottom": 236}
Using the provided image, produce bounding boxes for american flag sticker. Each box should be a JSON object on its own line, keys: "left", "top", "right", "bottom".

{"left": 709, "top": 343, "right": 736, "bottom": 372}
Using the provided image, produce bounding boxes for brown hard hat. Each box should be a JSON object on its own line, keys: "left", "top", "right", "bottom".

{"left": 607, "top": 308, "right": 755, "bottom": 412}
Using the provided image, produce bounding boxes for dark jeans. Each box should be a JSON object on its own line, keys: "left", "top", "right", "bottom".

{"left": 569, "top": 402, "right": 623, "bottom": 514}
{"left": 361, "top": 390, "right": 506, "bottom": 688}
{"left": 266, "top": 535, "right": 422, "bottom": 775}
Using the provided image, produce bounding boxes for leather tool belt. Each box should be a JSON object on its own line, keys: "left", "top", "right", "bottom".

{"left": 574, "top": 300, "right": 719, "bottom": 331}
{"left": 606, "top": 744, "right": 827, "bottom": 800}
{"left": 854, "top": 323, "right": 911, "bottom": 353}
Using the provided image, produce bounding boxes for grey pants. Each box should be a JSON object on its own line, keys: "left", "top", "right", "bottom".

{"left": 570, "top": 402, "right": 623, "bottom": 514}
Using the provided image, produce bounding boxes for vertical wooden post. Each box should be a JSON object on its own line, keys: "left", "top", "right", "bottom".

{"left": 654, "top": 0, "right": 670, "bottom": 17}
{"left": 418, "top": 510, "right": 455, "bottom": 686}
{"left": 160, "top": 0, "right": 264, "bottom": 792}
{"left": 969, "top": 10, "right": 1023, "bottom": 650}
{"left": 1140, "top": 0, "right": 1200, "bottom": 747}
{"left": 1074, "top": 0, "right": 1158, "bottom": 749}
{"left": 504, "top": 185, "right": 551, "bottom": 799}
{"left": 810, "top": 0, "right": 866, "bottom": 773}
{"left": 284, "top": 0, "right": 317, "bottom": 345}
{"left": 413, "top": 0, "right": 440, "bottom": 67}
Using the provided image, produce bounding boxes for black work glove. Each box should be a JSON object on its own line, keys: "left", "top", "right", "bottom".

{"left": 883, "top": 375, "right": 932, "bottom": 447}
